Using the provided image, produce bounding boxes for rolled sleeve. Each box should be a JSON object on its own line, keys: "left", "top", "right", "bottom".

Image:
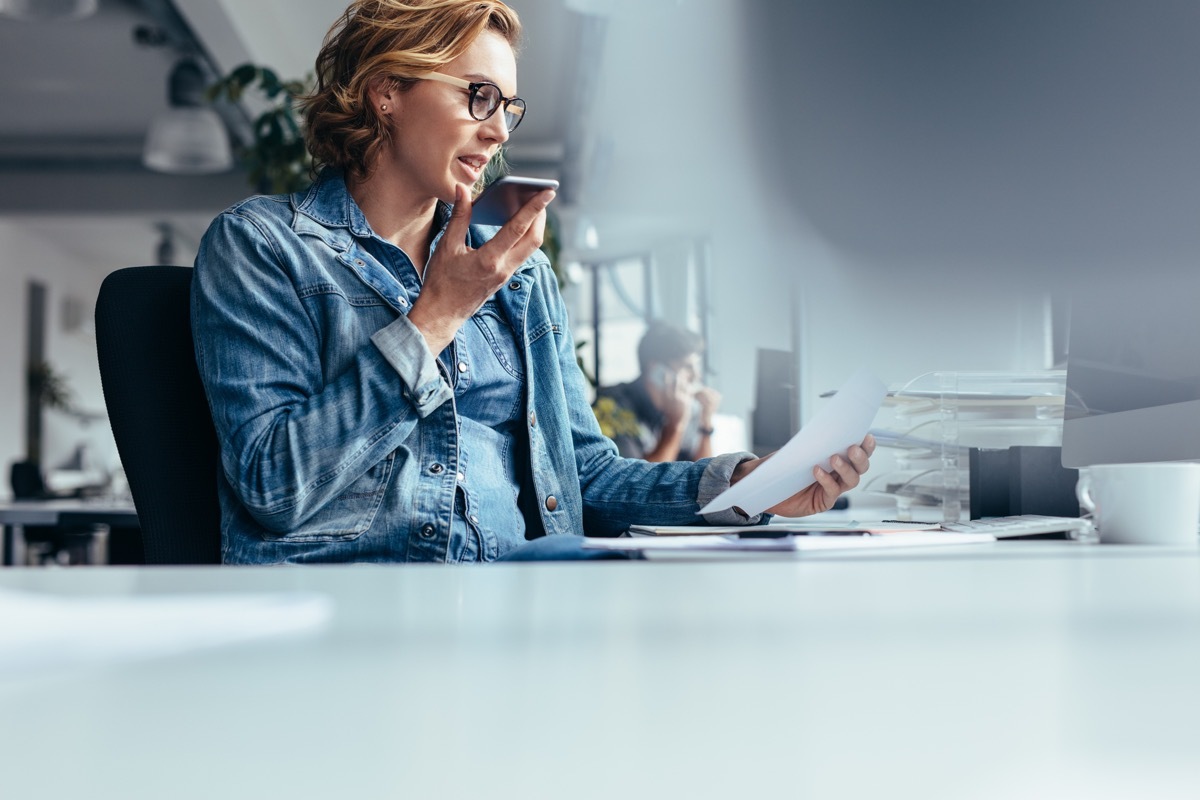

{"left": 370, "top": 314, "right": 453, "bottom": 417}
{"left": 698, "top": 451, "right": 770, "bottom": 526}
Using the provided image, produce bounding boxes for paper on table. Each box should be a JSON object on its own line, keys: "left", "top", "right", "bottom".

{"left": 586, "top": 535, "right": 797, "bottom": 554}
{"left": 700, "top": 368, "right": 888, "bottom": 516}
{"left": 628, "top": 520, "right": 943, "bottom": 536}
{"left": 584, "top": 530, "right": 995, "bottom": 558}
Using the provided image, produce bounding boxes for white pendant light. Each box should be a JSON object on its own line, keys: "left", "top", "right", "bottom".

{"left": 143, "top": 58, "right": 233, "bottom": 175}
{"left": 0, "top": 0, "right": 98, "bottom": 21}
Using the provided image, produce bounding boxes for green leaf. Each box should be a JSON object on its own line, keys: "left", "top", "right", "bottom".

{"left": 231, "top": 63, "right": 258, "bottom": 88}
{"left": 260, "top": 68, "right": 282, "bottom": 95}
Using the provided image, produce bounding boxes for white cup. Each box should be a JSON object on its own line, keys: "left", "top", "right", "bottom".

{"left": 1076, "top": 463, "right": 1200, "bottom": 545}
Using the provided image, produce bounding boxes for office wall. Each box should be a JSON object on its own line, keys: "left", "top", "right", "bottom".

{"left": 744, "top": 0, "right": 1200, "bottom": 419}
{"left": 574, "top": 1, "right": 1056, "bottom": 430}
{"left": 0, "top": 249, "right": 22, "bottom": 486}
{"left": 746, "top": 0, "right": 1200, "bottom": 284}
{"left": 0, "top": 218, "right": 201, "bottom": 499}
{"left": 573, "top": 1, "right": 795, "bottom": 421}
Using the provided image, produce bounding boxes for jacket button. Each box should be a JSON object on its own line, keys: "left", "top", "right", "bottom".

{"left": 508, "top": 280, "right": 521, "bottom": 290}
{"left": 419, "top": 523, "right": 435, "bottom": 539}
{"left": 457, "top": 361, "right": 468, "bottom": 373}
{"left": 545, "top": 496, "right": 557, "bottom": 512}
{"left": 429, "top": 463, "right": 444, "bottom": 474}
{"left": 529, "top": 411, "right": 537, "bottom": 427}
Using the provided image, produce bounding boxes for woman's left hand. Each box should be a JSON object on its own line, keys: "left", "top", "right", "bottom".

{"left": 730, "top": 434, "right": 876, "bottom": 518}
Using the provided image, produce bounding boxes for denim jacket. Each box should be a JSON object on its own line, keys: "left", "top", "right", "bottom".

{"left": 192, "top": 171, "right": 758, "bottom": 564}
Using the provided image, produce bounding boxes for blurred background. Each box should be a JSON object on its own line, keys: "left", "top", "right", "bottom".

{"left": 2, "top": 0, "right": 1198, "bottom": 501}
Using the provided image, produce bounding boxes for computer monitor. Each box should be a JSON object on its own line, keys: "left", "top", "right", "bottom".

{"left": 750, "top": 348, "right": 798, "bottom": 455}
{"left": 1061, "top": 275, "right": 1200, "bottom": 468}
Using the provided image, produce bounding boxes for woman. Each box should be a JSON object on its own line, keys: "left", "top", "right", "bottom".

{"left": 191, "top": 0, "right": 874, "bottom": 564}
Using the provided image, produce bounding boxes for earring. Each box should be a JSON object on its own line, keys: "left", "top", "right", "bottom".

{"left": 381, "top": 104, "right": 388, "bottom": 112}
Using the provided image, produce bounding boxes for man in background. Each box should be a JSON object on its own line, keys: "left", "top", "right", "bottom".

{"left": 592, "top": 322, "right": 721, "bottom": 462}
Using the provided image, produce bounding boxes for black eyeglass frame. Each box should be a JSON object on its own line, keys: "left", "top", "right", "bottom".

{"left": 422, "top": 72, "right": 526, "bottom": 132}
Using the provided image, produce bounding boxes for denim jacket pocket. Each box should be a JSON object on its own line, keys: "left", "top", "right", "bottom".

{"left": 471, "top": 304, "right": 524, "bottom": 380}
{"left": 262, "top": 452, "right": 395, "bottom": 543}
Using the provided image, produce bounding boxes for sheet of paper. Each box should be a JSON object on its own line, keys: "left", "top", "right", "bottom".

{"left": 700, "top": 368, "right": 888, "bottom": 516}
{"left": 584, "top": 530, "right": 995, "bottom": 558}
{"left": 585, "top": 535, "right": 798, "bottom": 553}
{"left": 0, "top": 589, "right": 333, "bottom": 681}
{"left": 628, "top": 521, "right": 943, "bottom": 536}
{"left": 786, "top": 531, "right": 994, "bottom": 551}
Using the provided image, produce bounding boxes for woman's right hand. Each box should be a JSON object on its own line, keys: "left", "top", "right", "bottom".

{"left": 407, "top": 184, "right": 555, "bottom": 354}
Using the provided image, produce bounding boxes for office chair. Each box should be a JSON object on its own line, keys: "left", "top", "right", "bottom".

{"left": 9, "top": 459, "right": 48, "bottom": 499}
{"left": 95, "top": 266, "right": 222, "bottom": 564}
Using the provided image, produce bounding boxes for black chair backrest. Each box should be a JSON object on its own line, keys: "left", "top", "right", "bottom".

{"left": 95, "top": 266, "right": 221, "bottom": 564}
{"left": 9, "top": 460, "right": 47, "bottom": 500}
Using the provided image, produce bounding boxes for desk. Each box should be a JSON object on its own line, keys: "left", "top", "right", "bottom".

{"left": 0, "top": 500, "right": 140, "bottom": 566}
{"left": 2, "top": 545, "right": 1199, "bottom": 799}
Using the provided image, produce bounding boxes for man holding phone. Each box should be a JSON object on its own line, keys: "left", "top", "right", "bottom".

{"left": 593, "top": 322, "right": 721, "bottom": 462}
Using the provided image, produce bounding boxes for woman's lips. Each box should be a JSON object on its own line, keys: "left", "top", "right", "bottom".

{"left": 457, "top": 156, "right": 487, "bottom": 178}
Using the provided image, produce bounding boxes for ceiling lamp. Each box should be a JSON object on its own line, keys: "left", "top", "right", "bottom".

{"left": 143, "top": 58, "right": 233, "bottom": 175}
{"left": 0, "top": 0, "right": 98, "bottom": 21}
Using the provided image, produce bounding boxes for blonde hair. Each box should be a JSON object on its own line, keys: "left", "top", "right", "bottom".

{"left": 301, "top": 0, "right": 522, "bottom": 180}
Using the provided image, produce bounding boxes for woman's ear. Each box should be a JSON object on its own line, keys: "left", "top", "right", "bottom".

{"left": 366, "top": 77, "right": 400, "bottom": 117}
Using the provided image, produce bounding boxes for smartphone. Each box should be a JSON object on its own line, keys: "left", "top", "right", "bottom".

{"left": 470, "top": 176, "right": 559, "bottom": 226}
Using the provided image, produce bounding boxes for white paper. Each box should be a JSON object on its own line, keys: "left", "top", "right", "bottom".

{"left": 628, "top": 520, "right": 943, "bottom": 536}
{"left": 0, "top": 589, "right": 333, "bottom": 680}
{"left": 585, "top": 535, "right": 797, "bottom": 553}
{"left": 700, "top": 368, "right": 888, "bottom": 516}
{"left": 584, "top": 531, "right": 995, "bottom": 558}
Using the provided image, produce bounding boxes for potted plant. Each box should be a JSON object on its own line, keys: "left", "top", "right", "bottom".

{"left": 207, "top": 64, "right": 314, "bottom": 194}
{"left": 25, "top": 359, "right": 73, "bottom": 465}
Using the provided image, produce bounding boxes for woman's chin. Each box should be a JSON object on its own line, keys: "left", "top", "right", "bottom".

{"left": 442, "top": 180, "right": 473, "bottom": 206}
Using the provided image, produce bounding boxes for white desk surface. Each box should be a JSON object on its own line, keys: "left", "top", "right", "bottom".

{"left": 2, "top": 543, "right": 1199, "bottom": 800}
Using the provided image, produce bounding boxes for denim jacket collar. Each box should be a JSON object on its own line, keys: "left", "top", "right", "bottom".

{"left": 291, "top": 169, "right": 373, "bottom": 250}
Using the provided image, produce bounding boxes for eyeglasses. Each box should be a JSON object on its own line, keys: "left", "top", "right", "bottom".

{"left": 422, "top": 72, "right": 526, "bottom": 133}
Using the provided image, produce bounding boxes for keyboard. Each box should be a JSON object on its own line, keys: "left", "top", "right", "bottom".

{"left": 941, "top": 514, "right": 1094, "bottom": 540}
